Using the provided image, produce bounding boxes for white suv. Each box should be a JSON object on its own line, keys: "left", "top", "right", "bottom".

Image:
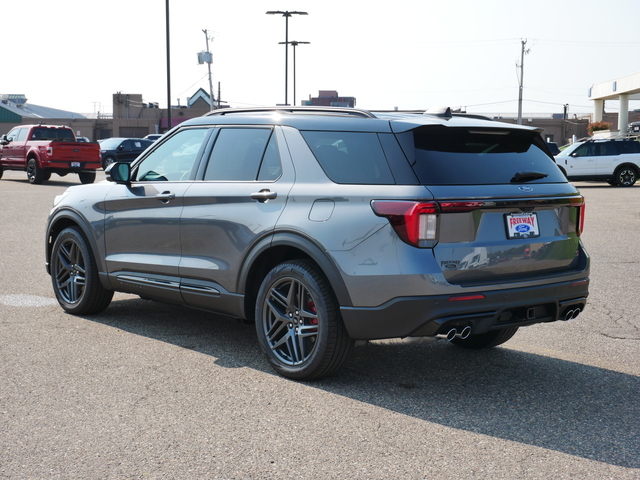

{"left": 555, "top": 138, "right": 640, "bottom": 186}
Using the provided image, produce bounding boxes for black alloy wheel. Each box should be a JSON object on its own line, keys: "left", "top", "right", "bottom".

{"left": 255, "top": 260, "right": 354, "bottom": 380}
{"left": 50, "top": 227, "right": 113, "bottom": 315}
{"left": 27, "top": 158, "right": 45, "bottom": 184}
{"left": 614, "top": 167, "right": 637, "bottom": 187}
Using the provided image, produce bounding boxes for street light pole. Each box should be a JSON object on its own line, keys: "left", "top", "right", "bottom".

{"left": 279, "top": 40, "right": 309, "bottom": 106}
{"left": 266, "top": 10, "right": 308, "bottom": 106}
{"left": 165, "top": 0, "right": 171, "bottom": 130}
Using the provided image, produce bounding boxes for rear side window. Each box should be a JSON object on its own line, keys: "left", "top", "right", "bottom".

{"left": 301, "top": 131, "right": 395, "bottom": 184}
{"left": 617, "top": 141, "right": 640, "bottom": 154}
{"left": 398, "top": 126, "right": 567, "bottom": 185}
{"left": 204, "top": 128, "right": 281, "bottom": 181}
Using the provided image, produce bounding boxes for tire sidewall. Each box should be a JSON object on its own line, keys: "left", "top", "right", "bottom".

{"left": 616, "top": 167, "right": 637, "bottom": 187}
{"left": 255, "top": 261, "right": 334, "bottom": 380}
{"left": 51, "top": 227, "right": 95, "bottom": 314}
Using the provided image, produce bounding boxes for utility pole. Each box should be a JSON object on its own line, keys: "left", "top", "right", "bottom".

{"left": 202, "top": 29, "right": 215, "bottom": 111}
{"left": 517, "top": 39, "right": 530, "bottom": 125}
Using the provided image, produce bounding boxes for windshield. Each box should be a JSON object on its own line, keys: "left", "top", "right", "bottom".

{"left": 398, "top": 126, "right": 567, "bottom": 185}
{"left": 100, "top": 138, "right": 124, "bottom": 149}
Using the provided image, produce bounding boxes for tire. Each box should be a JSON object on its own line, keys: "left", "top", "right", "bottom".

{"left": 50, "top": 226, "right": 113, "bottom": 315}
{"left": 0, "top": 166, "right": 3, "bottom": 179}
{"left": 102, "top": 156, "right": 116, "bottom": 170}
{"left": 78, "top": 171, "right": 96, "bottom": 184}
{"left": 42, "top": 170, "right": 51, "bottom": 181}
{"left": 613, "top": 166, "right": 637, "bottom": 187}
{"left": 450, "top": 326, "right": 519, "bottom": 349}
{"left": 255, "top": 260, "right": 354, "bottom": 380}
{"left": 27, "top": 158, "right": 45, "bottom": 184}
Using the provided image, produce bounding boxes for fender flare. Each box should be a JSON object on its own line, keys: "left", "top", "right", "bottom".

{"left": 237, "top": 230, "right": 353, "bottom": 307}
{"left": 45, "top": 209, "right": 106, "bottom": 280}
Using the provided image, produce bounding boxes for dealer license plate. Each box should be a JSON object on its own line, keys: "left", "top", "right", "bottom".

{"left": 71, "top": 162, "right": 81, "bottom": 168}
{"left": 505, "top": 213, "right": 540, "bottom": 239}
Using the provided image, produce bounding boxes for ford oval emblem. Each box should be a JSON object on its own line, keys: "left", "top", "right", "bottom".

{"left": 518, "top": 186, "right": 533, "bottom": 192}
{"left": 73, "top": 148, "right": 80, "bottom": 152}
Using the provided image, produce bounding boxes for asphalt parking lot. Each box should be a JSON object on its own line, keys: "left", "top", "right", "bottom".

{"left": 1, "top": 170, "right": 638, "bottom": 479}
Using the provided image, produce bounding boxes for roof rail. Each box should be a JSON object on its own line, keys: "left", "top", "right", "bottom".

{"left": 206, "top": 106, "right": 376, "bottom": 118}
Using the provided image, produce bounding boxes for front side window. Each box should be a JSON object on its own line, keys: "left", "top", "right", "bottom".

{"left": 135, "top": 128, "right": 208, "bottom": 182}
{"left": 204, "top": 128, "right": 281, "bottom": 181}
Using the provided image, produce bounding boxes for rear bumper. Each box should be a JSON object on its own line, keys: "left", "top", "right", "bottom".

{"left": 45, "top": 161, "right": 101, "bottom": 170}
{"left": 340, "top": 277, "right": 589, "bottom": 340}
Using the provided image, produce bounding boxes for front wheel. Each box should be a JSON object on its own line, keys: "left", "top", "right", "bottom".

{"left": 255, "top": 260, "right": 354, "bottom": 380}
{"left": 613, "top": 166, "right": 637, "bottom": 187}
{"left": 450, "top": 326, "right": 519, "bottom": 349}
{"left": 50, "top": 227, "right": 113, "bottom": 315}
{"left": 27, "top": 158, "right": 45, "bottom": 184}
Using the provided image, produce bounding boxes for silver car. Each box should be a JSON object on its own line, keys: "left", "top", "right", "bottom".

{"left": 45, "top": 107, "right": 589, "bottom": 380}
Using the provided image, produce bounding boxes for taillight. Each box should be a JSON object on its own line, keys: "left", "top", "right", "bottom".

{"left": 371, "top": 200, "right": 439, "bottom": 248}
{"left": 46, "top": 146, "right": 53, "bottom": 157}
{"left": 570, "top": 196, "right": 585, "bottom": 236}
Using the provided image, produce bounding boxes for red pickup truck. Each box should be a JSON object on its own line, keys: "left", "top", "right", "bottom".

{"left": 0, "top": 124, "right": 101, "bottom": 184}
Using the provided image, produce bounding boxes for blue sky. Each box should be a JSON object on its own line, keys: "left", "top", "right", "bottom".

{"left": 4, "top": 0, "right": 640, "bottom": 116}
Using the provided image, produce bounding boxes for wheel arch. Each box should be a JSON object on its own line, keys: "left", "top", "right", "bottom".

{"left": 613, "top": 163, "right": 639, "bottom": 185}
{"left": 238, "top": 232, "right": 352, "bottom": 322}
{"left": 46, "top": 210, "right": 106, "bottom": 283}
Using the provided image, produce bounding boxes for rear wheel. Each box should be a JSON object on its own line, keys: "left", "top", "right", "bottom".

{"left": 27, "top": 158, "right": 45, "bottom": 184}
{"left": 613, "top": 166, "right": 637, "bottom": 187}
{"left": 450, "top": 326, "right": 519, "bottom": 349}
{"left": 255, "top": 260, "right": 354, "bottom": 380}
{"left": 50, "top": 227, "right": 113, "bottom": 315}
{"left": 78, "top": 171, "right": 96, "bottom": 184}
{"left": 102, "top": 156, "right": 116, "bottom": 170}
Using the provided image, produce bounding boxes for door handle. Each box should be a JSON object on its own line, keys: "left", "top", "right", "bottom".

{"left": 250, "top": 189, "right": 277, "bottom": 203}
{"left": 155, "top": 191, "right": 176, "bottom": 203}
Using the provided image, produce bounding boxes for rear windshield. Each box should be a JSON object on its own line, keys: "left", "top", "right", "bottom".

{"left": 30, "top": 127, "right": 75, "bottom": 142}
{"left": 397, "top": 126, "right": 567, "bottom": 185}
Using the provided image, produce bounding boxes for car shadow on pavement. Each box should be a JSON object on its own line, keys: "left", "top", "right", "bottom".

{"left": 86, "top": 296, "right": 639, "bottom": 469}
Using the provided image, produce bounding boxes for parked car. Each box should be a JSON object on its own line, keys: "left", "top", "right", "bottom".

{"left": 45, "top": 106, "right": 589, "bottom": 380}
{"left": 0, "top": 124, "right": 101, "bottom": 184}
{"left": 554, "top": 138, "right": 640, "bottom": 186}
{"left": 144, "top": 134, "right": 163, "bottom": 141}
{"left": 545, "top": 141, "right": 560, "bottom": 156}
{"left": 99, "top": 137, "right": 154, "bottom": 169}
{"left": 76, "top": 136, "right": 91, "bottom": 143}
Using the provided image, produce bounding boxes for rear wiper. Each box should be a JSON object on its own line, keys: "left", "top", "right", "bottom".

{"left": 511, "top": 171, "right": 548, "bottom": 183}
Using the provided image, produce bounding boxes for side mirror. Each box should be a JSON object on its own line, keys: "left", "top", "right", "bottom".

{"left": 105, "top": 162, "right": 131, "bottom": 184}
{"left": 0, "top": 134, "right": 9, "bottom": 145}
{"left": 570, "top": 152, "right": 578, "bottom": 158}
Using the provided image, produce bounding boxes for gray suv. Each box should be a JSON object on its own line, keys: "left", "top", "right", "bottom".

{"left": 45, "top": 107, "right": 590, "bottom": 380}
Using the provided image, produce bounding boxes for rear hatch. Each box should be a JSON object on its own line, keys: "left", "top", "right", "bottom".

{"left": 394, "top": 123, "right": 585, "bottom": 285}
{"left": 45, "top": 141, "right": 101, "bottom": 166}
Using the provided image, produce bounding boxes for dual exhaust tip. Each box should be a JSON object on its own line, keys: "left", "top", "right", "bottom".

{"left": 438, "top": 326, "right": 472, "bottom": 342}
{"left": 563, "top": 307, "right": 581, "bottom": 321}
